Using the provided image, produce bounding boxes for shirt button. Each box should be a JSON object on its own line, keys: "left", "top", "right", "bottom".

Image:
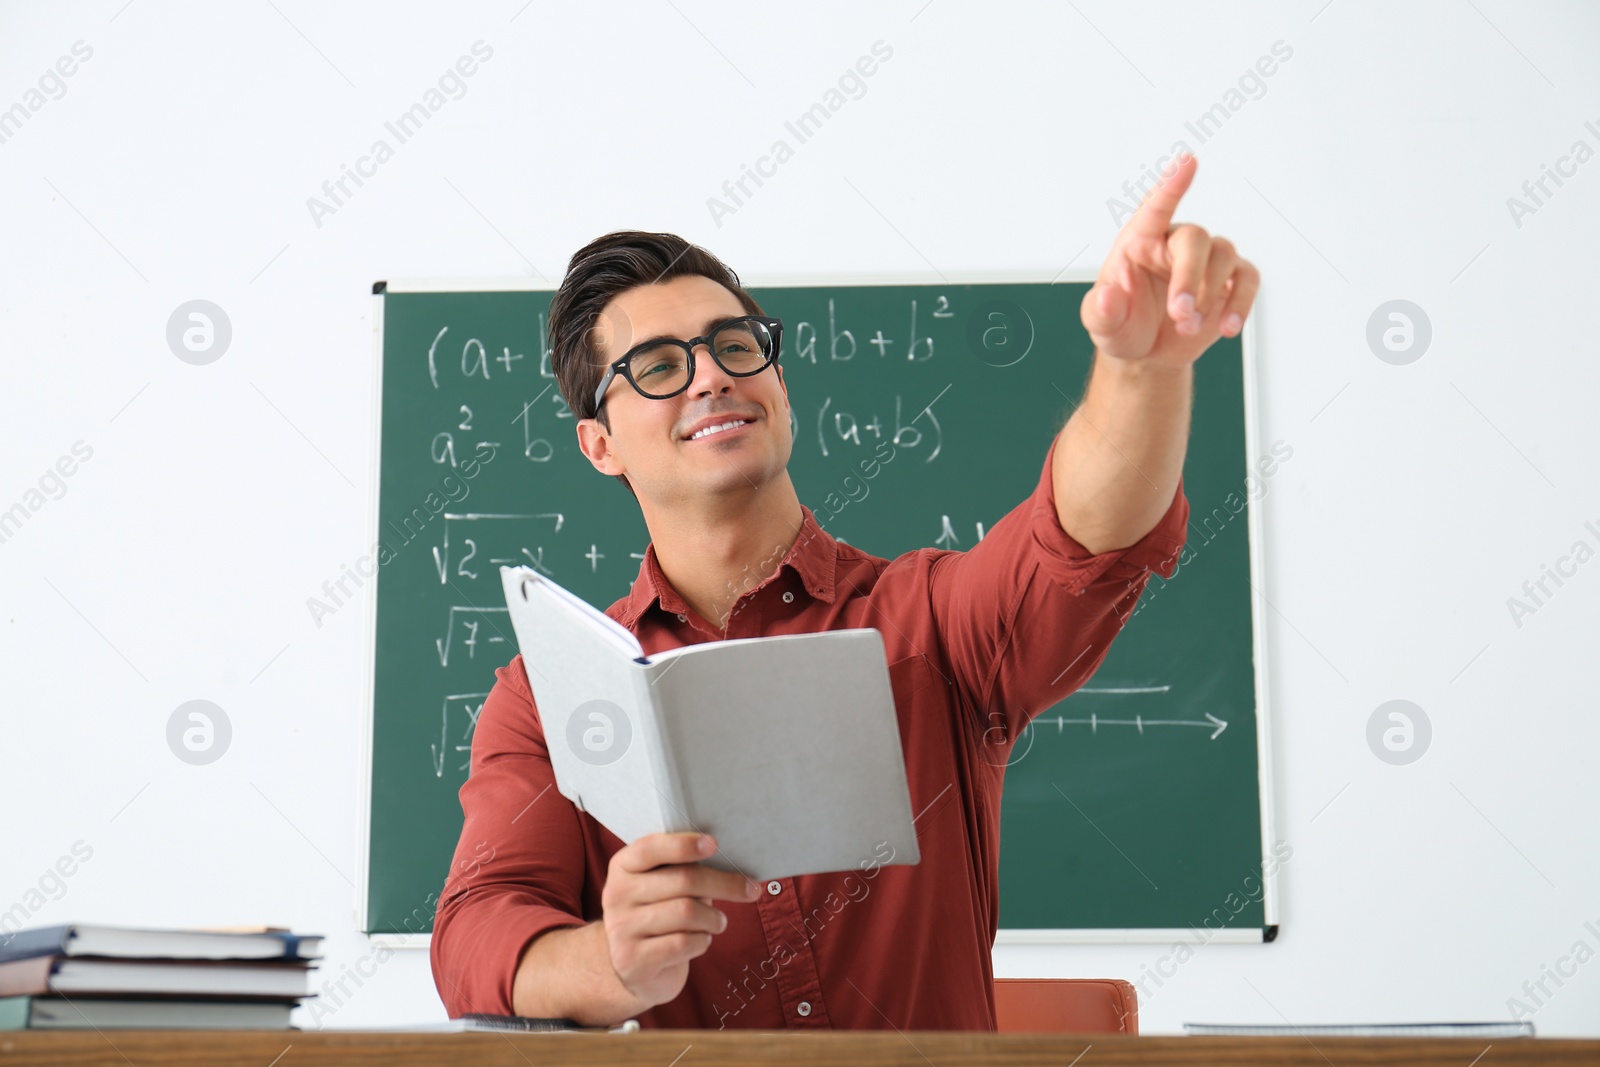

{"left": 767, "top": 879, "right": 782, "bottom": 895}
{"left": 676, "top": 613, "right": 687, "bottom": 622}
{"left": 797, "top": 1001, "right": 812, "bottom": 1017}
{"left": 782, "top": 591, "right": 794, "bottom": 604}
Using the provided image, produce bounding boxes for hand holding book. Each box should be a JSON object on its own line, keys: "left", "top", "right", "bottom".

{"left": 602, "top": 832, "right": 760, "bottom": 1010}
{"left": 511, "top": 832, "right": 761, "bottom": 1021}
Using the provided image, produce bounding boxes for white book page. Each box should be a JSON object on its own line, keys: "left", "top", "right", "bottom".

{"left": 643, "top": 628, "right": 920, "bottom": 879}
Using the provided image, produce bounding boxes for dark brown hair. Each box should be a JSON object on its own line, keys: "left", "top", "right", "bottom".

{"left": 547, "top": 231, "right": 765, "bottom": 495}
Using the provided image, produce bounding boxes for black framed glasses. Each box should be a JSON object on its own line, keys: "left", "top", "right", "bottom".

{"left": 591, "top": 315, "right": 784, "bottom": 414}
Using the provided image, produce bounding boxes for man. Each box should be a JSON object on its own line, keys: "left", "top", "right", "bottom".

{"left": 431, "top": 153, "right": 1257, "bottom": 1028}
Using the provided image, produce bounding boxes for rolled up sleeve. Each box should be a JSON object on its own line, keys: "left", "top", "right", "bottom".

{"left": 429, "top": 655, "right": 592, "bottom": 1018}
{"left": 927, "top": 434, "right": 1188, "bottom": 736}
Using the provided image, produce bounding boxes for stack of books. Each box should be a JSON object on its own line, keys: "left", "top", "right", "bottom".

{"left": 0, "top": 923, "right": 321, "bottom": 1030}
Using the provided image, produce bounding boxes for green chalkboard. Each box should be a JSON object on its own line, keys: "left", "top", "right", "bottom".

{"left": 361, "top": 276, "right": 1274, "bottom": 941}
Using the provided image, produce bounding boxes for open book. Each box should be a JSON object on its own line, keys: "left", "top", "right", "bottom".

{"left": 499, "top": 566, "right": 920, "bottom": 880}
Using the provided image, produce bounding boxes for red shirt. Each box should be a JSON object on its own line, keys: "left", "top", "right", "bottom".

{"left": 430, "top": 436, "right": 1187, "bottom": 1029}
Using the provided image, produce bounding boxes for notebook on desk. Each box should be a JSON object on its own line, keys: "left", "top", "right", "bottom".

{"left": 406, "top": 1015, "right": 641, "bottom": 1033}
{"left": 1183, "top": 1021, "right": 1535, "bottom": 1038}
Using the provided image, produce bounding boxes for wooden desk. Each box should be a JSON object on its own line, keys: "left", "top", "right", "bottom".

{"left": 2, "top": 1030, "right": 1596, "bottom": 1067}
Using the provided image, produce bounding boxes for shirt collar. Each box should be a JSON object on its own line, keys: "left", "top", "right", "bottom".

{"left": 616, "top": 504, "right": 838, "bottom": 629}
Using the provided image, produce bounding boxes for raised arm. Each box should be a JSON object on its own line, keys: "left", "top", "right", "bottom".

{"left": 1057, "top": 152, "right": 1259, "bottom": 554}
{"left": 917, "top": 154, "right": 1254, "bottom": 734}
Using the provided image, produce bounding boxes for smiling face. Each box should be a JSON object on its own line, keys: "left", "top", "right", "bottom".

{"left": 575, "top": 274, "right": 793, "bottom": 509}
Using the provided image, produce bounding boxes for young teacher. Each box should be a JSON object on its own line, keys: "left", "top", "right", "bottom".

{"left": 430, "top": 153, "right": 1257, "bottom": 1029}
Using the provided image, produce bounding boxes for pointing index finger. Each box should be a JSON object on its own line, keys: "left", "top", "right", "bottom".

{"left": 1127, "top": 152, "right": 1197, "bottom": 238}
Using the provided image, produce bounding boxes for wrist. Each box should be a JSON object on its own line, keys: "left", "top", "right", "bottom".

{"left": 1093, "top": 348, "right": 1196, "bottom": 380}
{"left": 593, "top": 920, "right": 656, "bottom": 1020}
{"left": 511, "top": 920, "right": 650, "bottom": 1026}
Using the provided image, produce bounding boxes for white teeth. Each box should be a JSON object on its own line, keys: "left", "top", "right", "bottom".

{"left": 689, "top": 419, "right": 748, "bottom": 440}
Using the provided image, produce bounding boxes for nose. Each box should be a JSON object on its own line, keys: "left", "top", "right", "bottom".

{"left": 687, "top": 341, "right": 737, "bottom": 398}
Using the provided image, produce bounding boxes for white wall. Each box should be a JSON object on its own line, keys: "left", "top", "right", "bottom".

{"left": 2, "top": 0, "right": 1596, "bottom": 1036}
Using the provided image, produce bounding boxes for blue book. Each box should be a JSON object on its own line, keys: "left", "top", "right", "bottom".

{"left": 0, "top": 924, "right": 322, "bottom": 965}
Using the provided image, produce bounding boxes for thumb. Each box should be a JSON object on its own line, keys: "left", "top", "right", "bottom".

{"left": 1081, "top": 280, "right": 1130, "bottom": 339}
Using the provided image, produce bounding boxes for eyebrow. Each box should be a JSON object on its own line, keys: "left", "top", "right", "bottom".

{"left": 629, "top": 315, "right": 742, "bottom": 351}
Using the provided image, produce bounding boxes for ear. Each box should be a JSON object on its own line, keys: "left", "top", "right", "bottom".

{"left": 576, "top": 417, "right": 627, "bottom": 477}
